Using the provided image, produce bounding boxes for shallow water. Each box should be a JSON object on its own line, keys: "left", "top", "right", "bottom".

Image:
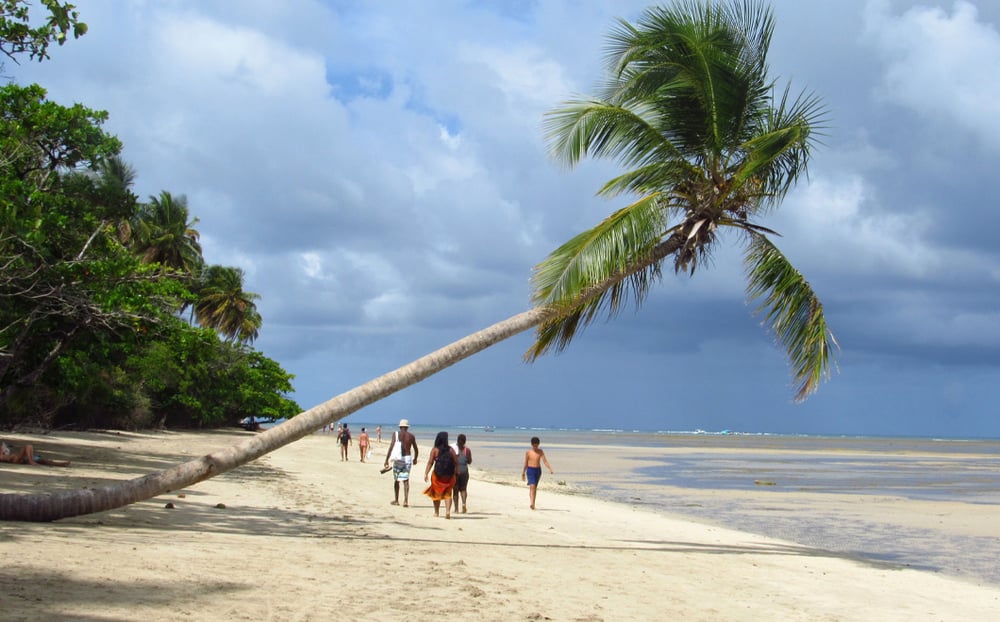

{"left": 376, "top": 425, "right": 1000, "bottom": 586}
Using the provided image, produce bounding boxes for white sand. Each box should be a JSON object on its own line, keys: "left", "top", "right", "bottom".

{"left": 1, "top": 429, "right": 998, "bottom": 621}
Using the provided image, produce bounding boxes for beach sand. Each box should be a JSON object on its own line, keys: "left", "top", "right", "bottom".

{"left": 1, "top": 429, "right": 998, "bottom": 621}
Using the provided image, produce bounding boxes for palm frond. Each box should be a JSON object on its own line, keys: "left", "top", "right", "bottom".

{"left": 744, "top": 233, "right": 838, "bottom": 401}
{"left": 528, "top": 194, "right": 668, "bottom": 358}
{"left": 596, "top": 159, "right": 697, "bottom": 198}
{"left": 542, "top": 99, "right": 679, "bottom": 170}
{"left": 735, "top": 84, "right": 827, "bottom": 210}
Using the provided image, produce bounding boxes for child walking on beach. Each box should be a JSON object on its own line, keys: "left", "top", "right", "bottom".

{"left": 522, "top": 436, "right": 553, "bottom": 510}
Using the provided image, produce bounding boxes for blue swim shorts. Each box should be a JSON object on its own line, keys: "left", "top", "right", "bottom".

{"left": 525, "top": 466, "right": 542, "bottom": 486}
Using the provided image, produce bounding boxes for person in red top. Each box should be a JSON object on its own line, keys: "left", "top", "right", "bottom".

{"left": 451, "top": 433, "right": 472, "bottom": 514}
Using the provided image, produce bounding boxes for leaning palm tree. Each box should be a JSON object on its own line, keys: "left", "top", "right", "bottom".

{"left": 193, "top": 265, "right": 262, "bottom": 343}
{"left": 0, "top": 0, "right": 835, "bottom": 521}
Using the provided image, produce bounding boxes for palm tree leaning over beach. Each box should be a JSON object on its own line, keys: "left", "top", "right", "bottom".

{"left": 0, "top": 0, "right": 837, "bottom": 521}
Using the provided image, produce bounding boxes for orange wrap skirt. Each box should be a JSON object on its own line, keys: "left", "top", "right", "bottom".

{"left": 423, "top": 472, "right": 455, "bottom": 501}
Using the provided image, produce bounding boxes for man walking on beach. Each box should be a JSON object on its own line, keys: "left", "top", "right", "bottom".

{"left": 384, "top": 419, "right": 419, "bottom": 507}
{"left": 359, "top": 427, "right": 370, "bottom": 462}
{"left": 522, "top": 436, "right": 553, "bottom": 510}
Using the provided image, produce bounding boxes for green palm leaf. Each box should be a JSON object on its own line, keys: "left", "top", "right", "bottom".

{"left": 744, "top": 233, "right": 838, "bottom": 401}
{"left": 528, "top": 194, "right": 671, "bottom": 358}
{"left": 532, "top": 0, "right": 837, "bottom": 400}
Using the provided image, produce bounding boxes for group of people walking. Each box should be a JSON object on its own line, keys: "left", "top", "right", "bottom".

{"left": 332, "top": 419, "right": 554, "bottom": 515}
{"left": 330, "top": 423, "right": 382, "bottom": 462}
{"left": 378, "top": 419, "right": 472, "bottom": 518}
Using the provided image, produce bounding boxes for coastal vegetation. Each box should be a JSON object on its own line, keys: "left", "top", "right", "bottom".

{"left": 0, "top": 0, "right": 836, "bottom": 520}
{"left": 0, "top": 3, "right": 300, "bottom": 431}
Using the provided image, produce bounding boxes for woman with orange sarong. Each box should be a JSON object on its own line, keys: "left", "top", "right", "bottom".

{"left": 423, "top": 431, "right": 458, "bottom": 518}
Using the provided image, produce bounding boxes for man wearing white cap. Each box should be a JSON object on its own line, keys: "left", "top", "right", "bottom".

{"left": 384, "top": 419, "right": 419, "bottom": 506}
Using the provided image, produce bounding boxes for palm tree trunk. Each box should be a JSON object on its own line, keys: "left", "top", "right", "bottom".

{"left": 0, "top": 235, "right": 685, "bottom": 522}
{"left": 0, "top": 308, "right": 548, "bottom": 521}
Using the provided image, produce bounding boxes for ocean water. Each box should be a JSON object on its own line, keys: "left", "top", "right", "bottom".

{"left": 351, "top": 424, "right": 1000, "bottom": 585}
{"left": 352, "top": 424, "right": 1000, "bottom": 502}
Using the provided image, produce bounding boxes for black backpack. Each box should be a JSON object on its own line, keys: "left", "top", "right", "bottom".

{"left": 434, "top": 447, "right": 455, "bottom": 478}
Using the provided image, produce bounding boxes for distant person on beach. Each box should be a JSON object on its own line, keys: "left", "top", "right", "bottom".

{"left": 375, "top": 425, "right": 382, "bottom": 444}
{"left": 424, "top": 431, "right": 458, "bottom": 518}
{"left": 338, "top": 424, "right": 352, "bottom": 461}
{"left": 359, "top": 427, "right": 370, "bottom": 462}
{"left": 1, "top": 441, "right": 70, "bottom": 467}
{"left": 522, "top": 436, "right": 554, "bottom": 510}
{"left": 452, "top": 433, "right": 472, "bottom": 514}
{"left": 384, "top": 419, "right": 419, "bottom": 507}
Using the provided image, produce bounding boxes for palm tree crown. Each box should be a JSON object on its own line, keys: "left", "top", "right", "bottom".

{"left": 131, "top": 190, "right": 204, "bottom": 275}
{"left": 534, "top": 0, "right": 836, "bottom": 400}
{"left": 193, "top": 265, "right": 262, "bottom": 343}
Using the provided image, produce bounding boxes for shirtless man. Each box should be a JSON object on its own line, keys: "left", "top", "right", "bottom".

{"left": 358, "top": 427, "right": 370, "bottom": 462}
{"left": 521, "top": 436, "right": 553, "bottom": 510}
{"left": 384, "top": 419, "right": 419, "bottom": 507}
{"left": 0, "top": 441, "right": 70, "bottom": 467}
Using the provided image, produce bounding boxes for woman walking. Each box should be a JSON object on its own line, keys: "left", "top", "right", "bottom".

{"left": 452, "top": 434, "right": 472, "bottom": 514}
{"left": 423, "top": 431, "right": 458, "bottom": 518}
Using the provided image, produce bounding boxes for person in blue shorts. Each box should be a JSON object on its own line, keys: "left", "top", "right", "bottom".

{"left": 521, "top": 436, "right": 553, "bottom": 510}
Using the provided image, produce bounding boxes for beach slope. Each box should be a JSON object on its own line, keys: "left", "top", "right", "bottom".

{"left": 1, "top": 430, "right": 997, "bottom": 621}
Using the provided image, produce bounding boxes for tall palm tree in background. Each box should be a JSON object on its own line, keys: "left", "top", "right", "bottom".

{"left": 193, "top": 265, "right": 262, "bottom": 343}
{"left": 0, "top": 0, "right": 837, "bottom": 521}
{"left": 91, "top": 154, "right": 138, "bottom": 224}
{"left": 131, "top": 190, "right": 204, "bottom": 275}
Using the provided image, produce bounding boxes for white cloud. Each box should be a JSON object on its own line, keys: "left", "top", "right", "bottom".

{"left": 786, "top": 174, "right": 938, "bottom": 277}
{"left": 864, "top": 0, "right": 1000, "bottom": 148}
{"left": 157, "top": 14, "right": 327, "bottom": 98}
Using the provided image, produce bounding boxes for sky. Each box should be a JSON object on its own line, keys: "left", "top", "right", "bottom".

{"left": 9, "top": 0, "right": 1000, "bottom": 438}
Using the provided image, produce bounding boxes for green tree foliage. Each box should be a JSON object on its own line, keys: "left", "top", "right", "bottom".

{"left": 121, "top": 320, "right": 298, "bottom": 428}
{"left": 193, "top": 264, "right": 262, "bottom": 344}
{"left": 0, "top": 83, "right": 298, "bottom": 429}
{"left": 130, "top": 191, "right": 204, "bottom": 275}
{"left": 0, "top": 0, "right": 86, "bottom": 65}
